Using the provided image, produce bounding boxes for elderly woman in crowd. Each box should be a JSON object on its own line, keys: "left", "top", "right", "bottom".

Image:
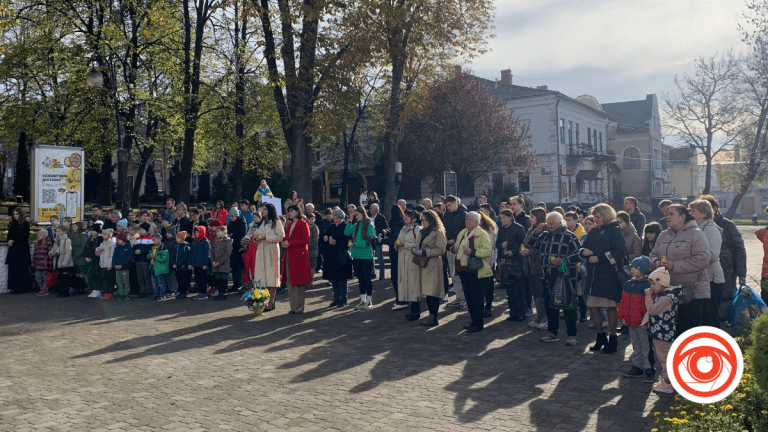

{"left": 617, "top": 211, "right": 642, "bottom": 261}
{"left": 322, "top": 208, "right": 353, "bottom": 307}
{"left": 404, "top": 210, "right": 447, "bottom": 326}
{"left": 451, "top": 212, "right": 493, "bottom": 333}
{"left": 581, "top": 204, "right": 626, "bottom": 354}
{"left": 253, "top": 203, "right": 285, "bottom": 311}
{"left": 523, "top": 207, "right": 549, "bottom": 329}
{"left": 529, "top": 212, "right": 582, "bottom": 345}
{"left": 479, "top": 212, "right": 498, "bottom": 317}
{"left": 688, "top": 199, "right": 724, "bottom": 327}
{"left": 649, "top": 204, "right": 711, "bottom": 335}
{"left": 397, "top": 209, "right": 422, "bottom": 318}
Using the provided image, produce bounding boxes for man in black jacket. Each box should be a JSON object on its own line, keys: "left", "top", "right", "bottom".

{"left": 369, "top": 204, "right": 388, "bottom": 280}
{"left": 443, "top": 195, "right": 468, "bottom": 306}
{"left": 657, "top": 200, "right": 672, "bottom": 230}
{"left": 624, "top": 197, "right": 646, "bottom": 235}
{"left": 509, "top": 195, "right": 531, "bottom": 231}
{"left": 496, "top": 209, "right": 527, "bottom": 321}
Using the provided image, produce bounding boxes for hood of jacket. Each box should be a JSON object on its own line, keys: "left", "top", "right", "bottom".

{"left": 621, "top": 222, "right": 638, "bottom": 237}
{"left": 194, "top": 225, "right": 207, "bottom": 242}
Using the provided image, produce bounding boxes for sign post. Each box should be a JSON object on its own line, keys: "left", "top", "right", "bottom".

{"left": 30, "top": 145, "right": 85, "bottom": 224}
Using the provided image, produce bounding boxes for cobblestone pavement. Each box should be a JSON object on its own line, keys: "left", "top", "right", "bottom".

{"left": 0, "top": 225, "right": 764, "bottom": 432}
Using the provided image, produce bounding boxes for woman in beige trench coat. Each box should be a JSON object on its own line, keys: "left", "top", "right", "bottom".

{"left": 404, "top": 210, "right": 447, "bottom": 327}
{"left": 395, "top": 209, "right": 421, "bottom": 306}
{"left": 253, "top": 203, "right": 285, "bottom": 311}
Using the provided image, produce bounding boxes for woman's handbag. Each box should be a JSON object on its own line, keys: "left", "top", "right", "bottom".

{"left": 498, "top": 258, "right": 523, "bottom": 281}
{"left": 467, "top": 255, "right": 484, "bottom": 270}
{"left": 45, "top": 272, "right": 59, "bottom": 288}
{"left": 550, "top": 260, "right": 576, "bottom": 310}
{"left": 412, "top": 253, "right": 430, "bottom": 268}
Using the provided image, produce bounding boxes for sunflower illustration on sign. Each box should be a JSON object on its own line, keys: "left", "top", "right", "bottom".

{"left": 64, "top": 166, "right": 82, "bottom": 192}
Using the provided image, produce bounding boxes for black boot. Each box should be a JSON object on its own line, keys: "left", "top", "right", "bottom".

{"left": 589, "top": 333, "right": 607, "bottom": 352}
{"left": 602, "top": 334, "right": 618, "bottom": 354}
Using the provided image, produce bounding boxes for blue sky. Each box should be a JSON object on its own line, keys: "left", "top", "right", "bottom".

{"left": 466, "top": 0, "right": 747, "bottom": 105}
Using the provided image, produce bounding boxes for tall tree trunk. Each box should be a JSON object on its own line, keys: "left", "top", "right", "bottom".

{"left": 703, "top": 153, "right": 712, "bottom": 194}
{"left": 233, "top": 0, "right": 245, "bottom": 201}
{"left": 340, "top": 137, "right": 350, "bottom": 209}
{"left": 131, "top": 146, "right": 154, "bottom": 207}
{"left": 384, "top": 51, "right": 405, "bottom": 218}
{"left": 100, "top": 154, "right": 112, "bottom": 205}
{"left": 13, "top": 130, "right": 30, "bottom": 202}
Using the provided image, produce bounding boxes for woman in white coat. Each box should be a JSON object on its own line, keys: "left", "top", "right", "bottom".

{"left": 396, "top": 210, "right": 421, "bottom": 313}
{"left": 253, "top": 203, "right": 285, "bottom": 311}
{"left": 689, "top": 199, "right": 724, "bottom": 327}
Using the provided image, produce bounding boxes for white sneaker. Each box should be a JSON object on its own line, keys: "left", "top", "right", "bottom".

{"left": 447, "top": 300, "right": 461, "bottom": 308}
{"left": 587, "top": 321, "right": 595, "bottom": 328}
{"left": 527, "top": 320, "right": 540, "bottom": 328}
{"left": 565, "top": 338, "right": 579, "bottom": 346}
{"left": 457, "top": 300, "right": 468, "bottom": 310}
{"left": 540, "top": 334, "right": 559, "bottom": 343}
{"left": 536, "top": 322, "right": 549, "bottom": 330}
{"left": 525, "top": 307, "right": 534, "bottom": 317}
{"left": 354, "top": 301, "right": 366, "bottom": 310}
{"left": 364, "top": 301, "right": 373, "bottom": 310}
{"left": 88, "top": 290, "right": 101, "bottom": 298}
{"left": 391, "top": 303, "right": 408, "bottom": 311}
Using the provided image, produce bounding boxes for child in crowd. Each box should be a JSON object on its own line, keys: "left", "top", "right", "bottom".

{"left": 127, "top": 223, "right": 140, "bottom": 295}
{"left": 112, "top": 233, "right": 133, "bottom": 300}
{"left": 95, "top": 228, "right": 116, "bottom": 299}
{"left": 53, "top": 225, "right": 74, "bottom": 298}
{"left": 134, "top": 223, "right": 154, "bottom": 298}
{"left": 47, "top": 215, "right": 60, "bottom": 243}
{"left": 210, "top": 226, "right": 232, "bottom": 301}
{"left": 254, "top": 179, "right": 274, "bottom": 203}
{"left": 116, "top": 219, "right": 128, "bottom": 235}
{"left": 643, "top": 267, "right": 686, "bottom": 394}
{"left": 128, "top": 223, "right": 139, "bottom": 246}
{"left": 61, "top": 217, "right": 73, "bottom": 236}
{"left": 162, "top": 225, "right": 178, "bottom": 297}
{"left": 33, "top": 230, "right": 53, "bottom": 296}
{"left": 69, "top": 223, "right": 88, "bottom": 295}
{"left": 618, "top": 256, "right": 654, "bottom": 383}
{"left": 307, "top": 213, "right": 319, "bottom": 271}
{"left": 173, "top": 231, "right": 192, "bottom": 299}
{"left": 243, "top": 225, "right": 259, "bottom": 284}
{"left": 149, "top": 233, "right": 169, "bottom": 300}
{"left": 191, "top": 226, "right": 211, "bottom": 300}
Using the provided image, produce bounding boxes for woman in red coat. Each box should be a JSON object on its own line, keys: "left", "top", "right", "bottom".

{"left": 243, "top": 225, "right": 259, "bottom": 284}
{"left": 281, "top": 205, "right": 313, "bottom": 314}
{"left": 210, "top": 200, "right": 229, "bottom": 226}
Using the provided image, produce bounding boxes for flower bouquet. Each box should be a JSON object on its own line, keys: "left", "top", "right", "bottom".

{"left": 241, "top": 279, "right": 270, "bottom": 316}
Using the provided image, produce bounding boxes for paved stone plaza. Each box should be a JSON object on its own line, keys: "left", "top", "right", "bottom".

{"left": 0, "top": 226, "right": 763, "bottom": 432}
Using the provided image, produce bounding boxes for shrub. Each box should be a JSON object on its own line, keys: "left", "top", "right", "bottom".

{"left": 747, "top": 312, "right": 768, "bottom": 394}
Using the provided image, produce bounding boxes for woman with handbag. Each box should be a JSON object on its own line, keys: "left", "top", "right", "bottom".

{"left": 396, "top": 209, "right": 421, "bottom": 319}
{"left": 253, "top": 203, "right": 285, "bottom": 311}
{"left": 451, "top": 212, "right": 493, "bottom": 333}
{"left": 345, "top": 206, "right": 376, "bottom": 310}
{"left": 408, "top": 210, "right": 447, "bottom": 326}
{"left": 478, "top": 212, "right": 498, "bottom": 318}
{"left": 581, "top": 204, "right": 626, "bottom": 353}
{"left": 496, "top": 209, "right": 527, "bottom": 322}
{"left": 386, "top": 205, "right": 408, "bottom": 310}
{"left": 523, "top": 208, "right": 548, "bottom": 330}
{"left": 5, "top": 207, "right": 32, "bottom": 293}
{"left": 529, "top": 212, "right": 582, "bottom": 345}
{"left": 322, "top": 208, "right": 353, "bottom": 307}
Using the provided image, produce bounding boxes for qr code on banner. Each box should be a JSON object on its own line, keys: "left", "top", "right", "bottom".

{"left": 42, "top": 189, "right": 57, "bottom": 204}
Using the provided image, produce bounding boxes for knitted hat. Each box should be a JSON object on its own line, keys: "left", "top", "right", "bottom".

{"left": 165, "top": 226, "right": 177, "bottom": 237}
{"left": 116, "top": 233, "right": 128, "bottom": 243}
{"left": 332, "top": 208, "right": 345, "bottom": 219}
{"left": 139, "top": 222, "right": 151, "bottom": 232}
{"left": 162, "top": 213, "right": 173, "bottom": 223}
{"left": 176, "top": 231, "right": 187, "bottom": 241}
{"left": 117, "top": 219, "right": 128, "bottom": 230}
{"left": 648, "top": 267, "right": 670, "bottom": 288}
{"left": 92, "top": 221, "right": 103, "bottom": 233}
{"left": 229, "top": 207, "right": 240, "bottom": 218}
{"left": 631, "top": 256, "right": 651, "bottom": 276}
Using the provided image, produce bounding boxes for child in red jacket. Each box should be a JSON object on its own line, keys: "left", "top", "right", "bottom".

{"left": 618, "top": 256, "right": 654, "bottom": 383}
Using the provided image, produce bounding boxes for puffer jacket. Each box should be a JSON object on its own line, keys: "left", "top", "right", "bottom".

{"left": 443, "top": 204, "right": 468, "bottom": 242}
{"left": 649, "top": 220, "right": 711, "bottom": 301}
{"left": 697, "top": 219, "right": 724, "bottom": 284}
{"left": 618, "top": 278, "right": 651, "bottom": 327}
{"left": 581, "top": 221, "right": 626, "bottom": 302}
{"left": 622, "top": 223, "right": 642, "bottom": 261}
{"left": 54, "top": 235, "right": 74, "bottom": 269}
{"left": 96, "top": 237, "right": 116, "bottom": 269}
{"left": 714, "top": 214, "right": 746, "bottom": 298}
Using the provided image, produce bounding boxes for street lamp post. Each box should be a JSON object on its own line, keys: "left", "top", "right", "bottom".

{"left": 86, "top": 62, "right": 130, "bottom": 213}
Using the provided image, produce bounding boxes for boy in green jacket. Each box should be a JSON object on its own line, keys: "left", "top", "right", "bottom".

{"left": 149, "top": 233, "right": 170, "bottom": 300}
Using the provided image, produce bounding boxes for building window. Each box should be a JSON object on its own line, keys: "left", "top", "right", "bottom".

{"left": 593, "top": 130, "right": 597, "bottom": 151}
{"left": 568, "top": 121, "right": 573, "bottom": 154}
{"left": 492, "top": 173, "right": 504, "bottom": 191}
{"left": 597, "top": 179, "right": 603, "bottom": 193}
{"left": 518, "top": 172, "right": 530, "bottom": 192}
{"left": 575, "top": 123, "right": 580, "bottom": 147}
{"left": 587, "top": 127, "right": 592, "bottom": 146}
{"left": 623, "top": 147, "right": 641, "bottom": 169}
{"left": 599, "top": 132, "right": 603, "bottom": 152}
{"left": 560, "top": 119, "right": 565, "bottom": 143}
{"left": 653, "top": 149, "right": 662, "bottom": 170}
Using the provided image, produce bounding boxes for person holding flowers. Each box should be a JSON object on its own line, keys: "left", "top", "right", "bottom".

{"left": 253, "top": 203, "right": 284, "bottom": 311}
{"left": 281, "top": 205, "right": 312, "bottom": 314}
{"left": 396, "top": 209, "right": 422, "bottom": 319}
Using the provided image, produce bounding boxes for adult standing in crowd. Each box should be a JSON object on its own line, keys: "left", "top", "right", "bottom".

{"left": 399, "top": 209, "right": 423, "bottom": 320}
{"left": 689, "top": 199, "right": 724, "bottom": 327}
{"left": 649, "top": 204, "right": 711, "bottom": 335}
{"left": 476, "top": 196, "right": 496, "bottom": 219}
{"left": 478, "top": 211, "right": 498, "bottom": 317}
{"left": 617, "top": 211, "right": 642, "bottom": 261}
{"left": 451, "top": 212, "right": 493, "bottom": 333}
{"left": 174, "top": 203, "right": 194, "bottom": 242}
{"left": 346, "top": 206, "right": 376, "bottom": 310}
{"left": 443, "top": 195, "right": 468, "bottom": 309}
{"left": 524, "top": 208, "right": 548, "bottom": 329}
{"left": 581, "top": 204, "right": 626, "bottom": 353}
{"left": 421, "top": 198, "right": 433, "bottom": 210}
{"left": 529, "top": 212, "right": 582, "bottom": 345}
{"left": 510, "top": 195, "right": 532, "bottom": 315}
{"left": 359, "top": 189, "right": 369, "bottom": 207}
{"left": 496, "top": 209, "right": 527, "bottom": 321}
{"left": 623, "top": 197, "right": 646, "bottom": 235}
{"left": 410, "top": 210, "right": 447, "bottom": 327}
{"left": 657, "top": 200, "right": 672, "bottom": 230}
{"left": 365, "top": 191, "right": 380, "bottom": 212}
{"left": 699, "top": 195, "right": 748, "bottom": 317}
{"left": 306, "top": 213, "right": 320, "bottom": 272}
{"left": 6, "top": 207, "right": 31, "bottom": 293}
{"left": 284, "top": 191, "right": 302, "bottom": 214}
{"left": 323, "top": 208, "right": 353, "bottom": 307}
{"left": 227, "top": 207, "right": 247, "bottom": 293}
{"left": 369, "top": 204, "right": 388, "bottom": 280}
{"left": 164, "top": 198, "right": 176, "bottom": 215}
{"left": 317, "top": 208, "right": 334, "bottom": 273}
{"left": 642, "top": 222, "right": 662, "bottom": 257}
{"left": 253, "top": 203, "right": 285, "bottom": 312}
{"left": 210, "top": 201, "right": 228, "bottom": 226}
{"left": 281, "top": 205, "right": 312, "bottom": 314}
{"left": 387, "top": 204, "right": 408, "bottom": 310}
{"left": 91, "top": 204, "right": 107, "bottom": 223}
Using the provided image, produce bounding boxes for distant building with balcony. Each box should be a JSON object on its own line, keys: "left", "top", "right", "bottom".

{"left": 604, "top": 94, "right": 665, "bottom": 214}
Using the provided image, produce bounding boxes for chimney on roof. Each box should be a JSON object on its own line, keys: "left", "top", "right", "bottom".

{"left": 501, "top": 69, "right": 512, "bottom": 85}
{"left": 536, "top": 85, "right": 548, "bottom": 90}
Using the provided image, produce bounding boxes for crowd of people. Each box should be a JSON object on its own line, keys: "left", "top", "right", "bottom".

{"left": 4, "top": 186, "right": 759, "bottom": 395}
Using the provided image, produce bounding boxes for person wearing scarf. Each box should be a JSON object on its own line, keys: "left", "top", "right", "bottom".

{"left": 451, "top": 212, "right": 493, "bottom": 333}
{"left": 407, "top": 210, "right": 447, "bottom": 326}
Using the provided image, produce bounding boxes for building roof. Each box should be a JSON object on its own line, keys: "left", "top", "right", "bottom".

{"left": 601, "top": 95, "right": 654, "bottom": 130}
{"left": 575, "top": 170, "right": 603, "bottom": 181}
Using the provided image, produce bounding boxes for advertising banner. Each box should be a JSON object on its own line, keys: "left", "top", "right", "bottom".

{"left": 31, "top": 145, "right": 85, "bottom": 224}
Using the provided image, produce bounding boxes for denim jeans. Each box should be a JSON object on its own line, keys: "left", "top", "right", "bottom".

{"left": 331, "top": 279, "right": 348, "bottom": 303}
{"left": 151, "top": 274, "right": 167, "bottom": 297}
{"left": 373, "top": 244, "right": 385, "bottom": 277}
